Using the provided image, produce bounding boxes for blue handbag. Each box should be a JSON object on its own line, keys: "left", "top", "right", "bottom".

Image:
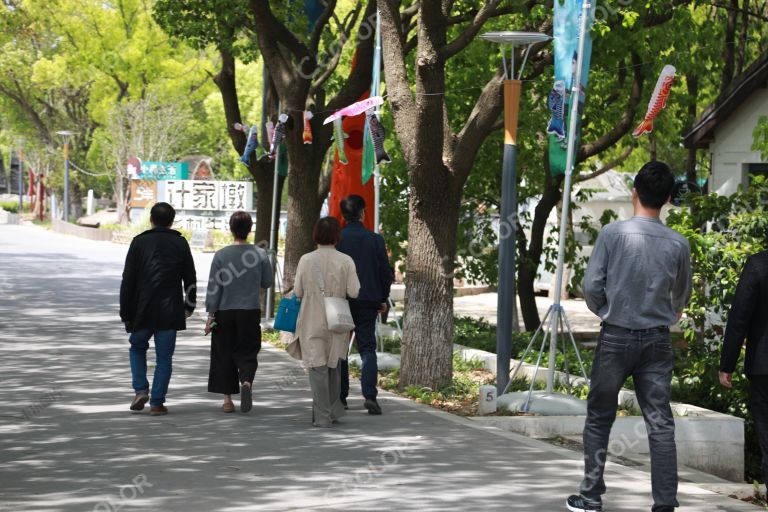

{"left": 274, "top": 295, "right": 301, "bottom": 333}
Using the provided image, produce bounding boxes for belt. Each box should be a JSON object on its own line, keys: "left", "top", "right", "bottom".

{"left": 602, "top": 322, "right": 669, "bottom": 334}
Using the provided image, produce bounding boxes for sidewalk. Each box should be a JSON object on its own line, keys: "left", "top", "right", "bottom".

{"left": 0, "top": 224, "right": 759, "bottom": 511}
{"left": 454, "top": 292, "right": 602, "bottom": 333}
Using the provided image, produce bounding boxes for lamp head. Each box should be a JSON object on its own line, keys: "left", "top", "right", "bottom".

{"left": 479, "top": 31, "right": 551, "bottom": 46}
{"left": 481, "top": 31, "right": 551, "bottom": 80}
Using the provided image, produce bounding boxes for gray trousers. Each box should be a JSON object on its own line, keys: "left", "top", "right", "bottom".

{"left": 309, "top": 363, "right": 346, "bottom": 427}
{"left": 581, "top": 325, "right": 678, "bottom": 511}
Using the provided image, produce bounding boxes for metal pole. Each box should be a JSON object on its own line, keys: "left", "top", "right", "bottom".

{"left": 17, "top": 147, "right": 23, "bottom": 214}
{"left": 547, "top": 0, "right": 591, "bottom": 393}
{"left": 496, "top": 73, "right": 522, "bottom": 395}
{"left": 373, "top": 9, "right": 382, "bottom": 234}
{"left": 260, "top": 64, "right": 269, "bottom": 157}
{"left": 63, "top": 138, "right": 70, "bottom": 223}
{"left": 265, "top": 101, "right": 282, "bottom": 321}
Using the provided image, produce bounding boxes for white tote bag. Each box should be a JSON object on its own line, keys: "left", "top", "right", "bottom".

{"left": 312, "top": 259, "right": 355, "bottom": 333}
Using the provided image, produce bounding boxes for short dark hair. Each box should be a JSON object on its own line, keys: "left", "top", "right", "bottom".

{"left": 340, "top": 195, "right": 365, "bottom": 222}
{"left": 150, "top": 202, "right": 175, "bottom": 227}
{"left": 634, "top": 161, "right": 675, "bottom": 209}
{"left": 229, "top": 211, "right": 253, "bottom": 240}
{"left": 313, "top": 216, "right": 341, "bottom": 245}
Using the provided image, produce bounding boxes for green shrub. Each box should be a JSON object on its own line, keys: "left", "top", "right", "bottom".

{"left": 0, "top": 201, "right": 20, "bottom": 213}
{"left": 666, "top": 176, "right": 768, "bottom": 483}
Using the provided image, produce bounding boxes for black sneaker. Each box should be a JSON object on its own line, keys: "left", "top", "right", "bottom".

{"left": 364, "top": 398, "right": 382, "bottom": 415}
{"left": 566, "top": 495, "right": 602, "bottom": 512}
{"left": 652, "top": 508, "right": 674, "bottom": 512}
{"left": 340, "top": 398, "right": 348, "bottom": 410}
{"left": 240, "top": 383, "right": 252, "bottom": 413}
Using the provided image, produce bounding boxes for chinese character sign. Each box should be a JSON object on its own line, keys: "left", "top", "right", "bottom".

{"left": 129, "top": 180, "right": 158, "bottom": 208}
{"left": 130, "top": 161, "right": 189, "bottom": 180}
{"left": 160, "top": 180, "right": 253, "bottom": 211}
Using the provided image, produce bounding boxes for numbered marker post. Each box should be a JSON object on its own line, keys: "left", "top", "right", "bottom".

{"left": 479, "top": 385, "right": 497, "bottom": 415}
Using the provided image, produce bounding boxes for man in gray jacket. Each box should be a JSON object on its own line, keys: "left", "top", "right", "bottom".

{"left": 567, "top": 161, "right": 692, "bottom": 512}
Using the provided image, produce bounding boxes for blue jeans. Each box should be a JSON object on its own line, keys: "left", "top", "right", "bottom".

{"left": 580, "top": 324, "right": 678, "bottom": 510}
{"left": 340, "top": 307, "right": 379, "bottom": 400}
{"left": 129, "top": 329, "right": 177, "bottom": 407}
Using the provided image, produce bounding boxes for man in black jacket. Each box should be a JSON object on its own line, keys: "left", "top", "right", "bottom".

{"left": 120, "top": 202, "right": 196, "bottom": 416}
{"left": 720, "top": 250, "right": 768, "bottom": 492}
{"left": 337, "top": 195, "right": 394, "bottom": 415}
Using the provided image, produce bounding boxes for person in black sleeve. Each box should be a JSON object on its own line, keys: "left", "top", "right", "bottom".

{"left": 336, "top": 195, "right": 394, "bottom": 415}
{"left": 720, "top": 250, "right": 768, "bottom": 495}
{"left": 119, "top": 202, "right": 196, "bottom": 416}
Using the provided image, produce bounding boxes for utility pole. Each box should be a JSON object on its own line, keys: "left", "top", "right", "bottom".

{"left": 56, "top": 131, "right": 76, "bottom": 222}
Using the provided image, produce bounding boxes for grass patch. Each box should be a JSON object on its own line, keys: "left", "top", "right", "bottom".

{"left": 350, "top": 352, "right": 494, "bottom": 416}
{"left": 262, "top": 329, "right": 287, "bottom": 349}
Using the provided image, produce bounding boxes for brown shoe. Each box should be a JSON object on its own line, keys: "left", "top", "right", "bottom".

{"left": 130, "top": 393, "right": 149, "bottom": 411}
{"left": 149, "top": 405, "right": 168, "bottom": 416}
{"left": 222, "top": 402, "right": 235, "bottom": 413}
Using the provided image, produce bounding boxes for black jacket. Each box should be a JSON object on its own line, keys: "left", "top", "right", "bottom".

{"left": 119, "top": 227, "right": 197, "bottom": 332}
{"left": 336, "top": 221, "right": 394, "bottom": 308}
{"left": 721, "top": 251, "right": 768, "bottom": 376}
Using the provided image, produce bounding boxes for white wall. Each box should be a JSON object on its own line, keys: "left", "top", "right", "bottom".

{"left": 709, "top": 87, "right": 768, "bottom": 196}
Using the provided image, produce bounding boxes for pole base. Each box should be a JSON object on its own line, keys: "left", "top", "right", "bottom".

{"left": 348, "top": 352, "right": 400, "bottom": 371}
{"left": 497, "top": 391, "right": 587, "bottom": 416}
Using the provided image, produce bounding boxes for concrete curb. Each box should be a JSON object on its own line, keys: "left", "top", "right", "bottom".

{"left": 52, "top": 219, "right": 113, "bottom": 241}
{"left": 0, "top": 209, "right": 20, "bottom": 225}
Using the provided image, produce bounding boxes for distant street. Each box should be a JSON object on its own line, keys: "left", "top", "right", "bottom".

{"left": 0, "top": 224, "right": 758, "bottom": 511}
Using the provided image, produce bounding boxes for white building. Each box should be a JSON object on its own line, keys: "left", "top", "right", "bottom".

{"left": 685, "top": 52, "right": 768, "bottom": 195}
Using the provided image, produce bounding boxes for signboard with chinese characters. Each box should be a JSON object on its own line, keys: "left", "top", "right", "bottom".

{"left": 129, "top": 180, "right": 158, "bottom": 208}
{"left": 129, "top": 161, "right": 189, "bottom": 181}
{"left": 158, "top": 180, "right": 252, "bottom": 212}
{"left": 174, "top": 214, "right": 241, "bottom": 233}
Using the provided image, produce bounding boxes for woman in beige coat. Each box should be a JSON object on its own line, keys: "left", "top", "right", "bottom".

{"left": 293, "top": 217, "right": 360, "bottom": 427}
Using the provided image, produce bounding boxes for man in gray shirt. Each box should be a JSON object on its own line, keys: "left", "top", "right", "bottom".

{"left": 567, "top": 162, "right": 692, "bottom": 512}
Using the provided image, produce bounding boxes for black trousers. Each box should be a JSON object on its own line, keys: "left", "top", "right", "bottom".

{"left": 208, "top": 309, "right": 261, "bottom": 395}
{"left": 750, "top": 375, "right": 768, "bottom": 486}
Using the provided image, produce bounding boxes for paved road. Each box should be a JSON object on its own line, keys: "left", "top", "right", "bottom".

{"left": 0, "top": 225, "right": 758, "bottom": 511}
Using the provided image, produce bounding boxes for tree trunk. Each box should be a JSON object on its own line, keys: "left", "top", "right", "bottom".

{"left": 721, "top": 0, "right": 738, "bottom": 90}
{"left": 518, "top": 168, "right": 564, "bottom": 331}
{"left": 251, "top": 161, "right": 284, "bottom": 247}
{"left": 71, "top": 183, "right": 84, "bottom": 220}
{"left": 399, "top": 186, "right": 459, "bottom": 390}
{"left": 735, "top": 0, "right": 749, "bottom": 77}
{"left": 282, "top": 111, "right": 325, "bottom": 291}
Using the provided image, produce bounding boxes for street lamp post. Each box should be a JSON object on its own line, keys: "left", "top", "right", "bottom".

{"left": 498, "top": 2, "right": 594, "bottom": 415}
{"left": 481, "top": 32, "right": 551, "bottom": 395}
{"left": 56, "top": 131, "right": 75, "bottom": 222}
{"left": 16, "top": 139, "right": 25, "bottom": 215}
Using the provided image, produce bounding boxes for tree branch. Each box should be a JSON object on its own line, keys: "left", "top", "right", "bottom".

{"left": 578, "top": 52, "right": 645, "bottom": 161}
{"left": 249, "top": 0, "right": 314, "bottom": 94}
{"left": 310, "top": 3, "right": 363, "bottom": 94}
{"left": 0, "top": 83, "right": 55, "bottom": 146}
{"left": 309, "top": 0, "right": 337, "bottom": 54}
{"left": 442, "top": 0, "right": 503, "bottom": 59}
{"left": 378, "top": 0, "right": 418, "bottom": 160}
{"left": 212, "top": 50, "right": 247, "bottom": 155}
{"left": 575, "top": 146, "right": 634, "bottom": 183}
{"left": 325, "top": 0, "right": 377, "bottom": 112}
{"left": 452, "top": 67, "right": 504, "bottom": 184}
